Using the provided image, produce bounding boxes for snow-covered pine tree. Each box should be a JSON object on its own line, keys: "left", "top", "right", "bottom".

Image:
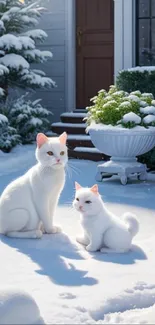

{"left": 0, "top": 0, "right": 55, "bottom": 97}
{"left": 0, "top": 62, "right": 20, "bottom": 152}
{"left": 8, "top": 93, "right": 51, "bottom": 144}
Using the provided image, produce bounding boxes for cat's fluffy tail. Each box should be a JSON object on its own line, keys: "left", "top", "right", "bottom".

{"left": 123, "top": 212, "right": 139, "bottom": 238}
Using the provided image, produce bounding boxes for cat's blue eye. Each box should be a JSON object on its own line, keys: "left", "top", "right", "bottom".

{"left": 85, "top": 200, "right": 91, "bottom": 204}
{"left": 76, "top": 198, "right": 79, "bottom": 201}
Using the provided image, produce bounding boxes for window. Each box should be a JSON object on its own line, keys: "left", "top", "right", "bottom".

{"left": 136, "top": 0, "right": 155, "bottom": 65}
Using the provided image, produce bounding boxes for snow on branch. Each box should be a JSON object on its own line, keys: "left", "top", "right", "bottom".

{"left": 24, "top": 48, "right": 52, "bottom": 63}
{"left": 21, "top": 71, "right": 55, "bottom": 88}
{"left": 23, "top": 29, "right": 47, "bottom": 42}
{"left": 0, "top": 53, "right": 29, "bottom": 70}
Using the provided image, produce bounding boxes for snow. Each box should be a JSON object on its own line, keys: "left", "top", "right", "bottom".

{"left": 74, "top": 147, "right": 101, "bottom": 153}
{"left": 143, "top": 115, "right": 155, "bottom": 124}
{"left": 127, "top": 95, "right": 140, "bottom": 102}
{"left": 68, "top": 135, "right": 91, "bottom": 140}
{"left": 21, "top": 72, "right": 55, "bottom": 88}
{"left": 23, "top": 29, "right": 47, "bottom": 41}
{"left": 87, "top": 122, "right": 155, "bottom": 133}
{"left": 20, "top": 16, "right": 38, "bottom": 26}
{"left": 0, "top": 114, "right": 8, "bottom": 123}
{"left": 122, "top": 112, "right": 141, "bottom": 124}
{"left": 52, "top": 122, "right": 86, "bottom": 128}
{"left": 29, "top": 117, "right": 43, "bottom": 126}
{"left": 0, "top": 88, "right": 4, "bottom": 97}
{"left": 0, "top": 54, "right": 29, "bottom": 70}
{"left": 1, "top": 145, "right": 155, "bottom": 324}
{"left": 0, "top": 64, "right": 9, "bottom": 75}
{"left": 140, "top": 106, "right": 155, "bottom": 114}
{"left": 0, "top": 34, "right": 23, "bottom": 51}
{"left": 24, "top": 49, "right": 52, "bottom": 62}
{"left": 61, "top": 112, "right": 87, "bottom": 118}
{"left": 127, "top": 66, "right": 155, "bottom": 72}
{"left": 19, "top": 36, "right": 35, "bottom": 50}
{"left": 140, "top": 100, "right": 147, "bottom": 107}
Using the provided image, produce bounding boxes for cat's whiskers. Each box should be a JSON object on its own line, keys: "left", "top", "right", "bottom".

{"left": 68, "top": 162, "right": 81, "bottom": 175}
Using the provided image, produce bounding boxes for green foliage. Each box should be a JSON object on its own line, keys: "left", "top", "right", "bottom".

{"left": 139, "top": 148, "right": 155, "bottom": 170}
{"left": 86, "top": 86, "right": 155, "bottom": 129}
{"left": 6, "top": 94, "right": 51, "bottom": 144}
{"left": 0, "top": 112, "right": 20, "bottom": 152}
{"left": 116, "top": 68, "right": 155, "bottom": 97}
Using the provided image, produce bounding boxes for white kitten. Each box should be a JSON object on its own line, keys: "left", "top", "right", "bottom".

{"left": 0, "top": 132, "right": 68, "bottom": 239}
{"left": 73, "top": 182, "right": 139, "bottom": 253}
{"left": 0, "top": 289, "right": 44, "bottom": 324}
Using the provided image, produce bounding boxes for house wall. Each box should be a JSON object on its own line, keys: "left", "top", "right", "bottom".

{"left": 34, "top": 0, "right": 67, "bottom": 122}
{"left": 114, "top": 0, "right": 136, "bottom": 79}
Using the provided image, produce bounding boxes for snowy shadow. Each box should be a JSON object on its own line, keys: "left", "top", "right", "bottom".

{"left": 0, "top": 233, "right": 97, "bottom": 287}
{"left": 90, "top": 244, "right": 147, "bottom": 265}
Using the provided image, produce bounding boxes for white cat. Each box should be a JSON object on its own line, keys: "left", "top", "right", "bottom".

{"left": 0, "top": 132, "right": 68, "bottom": 239}
{"left": 73, "top": 182, "right": 139, "bottom": 253}
{"left": 0, "top": 289, "right": 44, "bottom": 324}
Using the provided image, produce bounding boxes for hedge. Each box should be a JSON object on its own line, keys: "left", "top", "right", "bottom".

{"left": 116, "top": 66, "right": 155, "bottom": 170}
{"left": 116, "top": 66, "right": 155, "bottom": 97}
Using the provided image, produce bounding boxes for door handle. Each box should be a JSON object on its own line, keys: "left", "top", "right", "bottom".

{"left": 77, "top": 27, "right": 83, "bottom": 48}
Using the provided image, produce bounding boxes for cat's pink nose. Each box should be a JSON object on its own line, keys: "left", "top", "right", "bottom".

{"left": 79, "top": 205, "right": 83, "bottom": 210}
{"left": 57, "top": 159, "right": 60, "bottom": 163}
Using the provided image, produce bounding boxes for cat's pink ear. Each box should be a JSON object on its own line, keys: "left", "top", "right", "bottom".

{"left": 75, "top": 182, "right": 82, "bottom": 191}
{"left": 59, "top": 132, "right": 67, "bottom": 145}
{"left": 90, "top": 184, "right": 99, "bottom": 195}
{"left": 36, "top": 133, "right": 48, "bottom": 148}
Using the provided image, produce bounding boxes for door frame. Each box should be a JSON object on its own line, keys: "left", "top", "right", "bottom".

{"left": 65, "top": 0, "right": 136, "bottom": 112}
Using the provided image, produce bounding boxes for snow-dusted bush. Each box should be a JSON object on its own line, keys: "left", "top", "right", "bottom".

{"left": 6, "top": 94, "right": 51, "bottom": 144}
{"left": 116, "top": 67, "right": 155, "bottom": 96}
{"left": 86, "top": 85, "right": 155, "bottom": 129}
{"left": 0, "top": 112, "right": 20, "bottom": 152}
{"left": 0, "top": 0, "right": 55, "bottom": 97}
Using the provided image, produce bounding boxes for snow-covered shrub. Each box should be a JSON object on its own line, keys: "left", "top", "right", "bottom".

{"left": 0, "top": 0, "right": 55, "bottom": 98}
{"left": 0, "top": 112, "right": 20, "bottom": 152}
{"left": 7, "top": 94, "right": 51, "bottom": 144}
{"left": 86, "top": 85, "right": 155, "bottom": 129}
{"left": 116, "top": 67, "right": 155, "bottom": 96}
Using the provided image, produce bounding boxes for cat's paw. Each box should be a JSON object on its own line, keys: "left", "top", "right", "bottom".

{"left": 33, "top": 230, "right": 43, "bottom": 239}
{"left": 86, "top": 244, "right": 97, "bottom": 252}
{"left": 39, "top": 223, "right": 46, "bottom": 234}
{"left": 76, "top": 236, "right": 88, "bottom": 246}
{"left": 46, "top": 225, "right": 62, "bottom": 234}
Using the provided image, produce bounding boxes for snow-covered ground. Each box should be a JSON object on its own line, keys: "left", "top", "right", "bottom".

{"left": 0, "top": 144, "right": 155, "bottom": 324}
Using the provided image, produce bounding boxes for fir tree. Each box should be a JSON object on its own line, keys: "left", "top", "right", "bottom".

{"left": 0, "top": 0, "right": 55, "bottom": 98}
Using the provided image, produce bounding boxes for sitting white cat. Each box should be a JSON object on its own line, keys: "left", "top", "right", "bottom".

{"left": 73, "top": 182, "right": 139, "bottom": 253}
{"left": 0, "top": 132, "right": 68, "bottom": 239}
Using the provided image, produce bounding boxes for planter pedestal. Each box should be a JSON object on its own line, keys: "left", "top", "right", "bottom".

{"left": 96, "top": 157, "right": 147, "bottom": 185}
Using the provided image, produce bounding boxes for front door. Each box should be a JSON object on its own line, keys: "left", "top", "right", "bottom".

{"left": 76, "top": 0, "right": 114, "bottom": 108}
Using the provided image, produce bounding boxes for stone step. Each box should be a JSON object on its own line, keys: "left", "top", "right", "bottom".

{"left": 67, "top": 135, "right": 93, "bottom": 149}
{"left": 51, "top": 122, "right": 87, "bottom": 135}
{"left": 69, "top": 147, "right": 108, "bottom": 162}
{"left": 60, "top": 112, "right": 87, "bottom": 124}
{"left": 73, "top": 109, "right": 86, "bottom": 113}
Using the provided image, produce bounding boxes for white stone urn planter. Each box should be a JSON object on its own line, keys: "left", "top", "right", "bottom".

{"left": 88, "top": 124, "right": 155, "bottom": 185}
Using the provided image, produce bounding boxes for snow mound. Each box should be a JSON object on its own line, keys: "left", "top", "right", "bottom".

{"left": 140, "top": 106, "right": 155, "bottom": 115}
{"left": 90, "top": 282, "right": 155, "bottom": 323}
{"left": 127, "top": 66, "right": 155, "bottom": 72}
{"left": 0, "top": 54, "right": 29, "bottom": 70}
{"left": 0, "top": 114, "right": 8, "bottom": 123}
{"left": 143, "top": 115, "right": 155, "bottom": 124}
{"left": 0, "top": 288, "right": 44, "bottom": 324}
{"left": 24, "top": 29, "right": 47, "bottom": 41}
{"left": 122, "top": 112, "right": 141, "bottom": 124}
